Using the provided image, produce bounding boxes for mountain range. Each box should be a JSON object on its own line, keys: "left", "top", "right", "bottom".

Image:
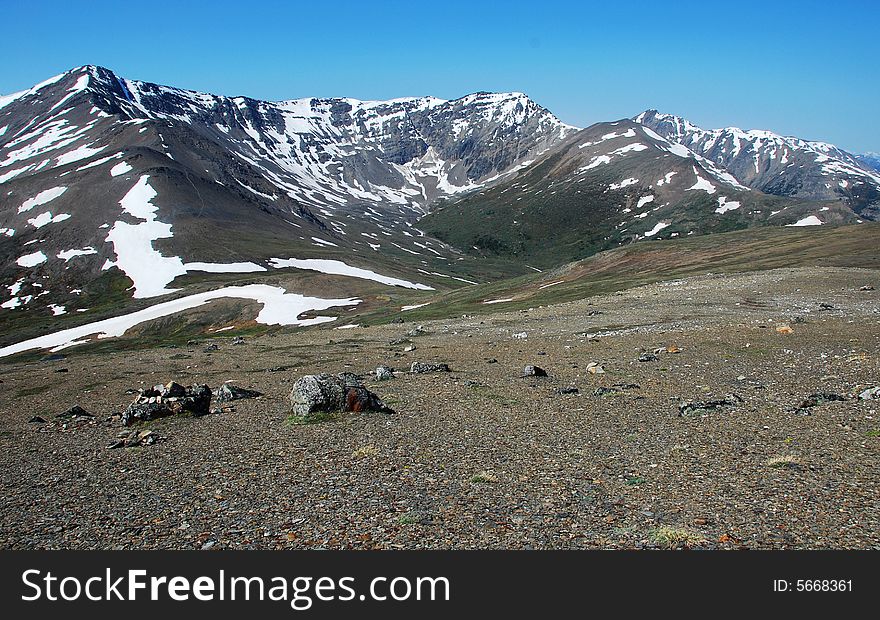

{"left": 1, "top": 65, "right": 877, "bottom": 353}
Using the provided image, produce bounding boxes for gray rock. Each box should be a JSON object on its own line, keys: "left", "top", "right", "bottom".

{"left": 376, "top": 366, "right": 395, "bottom": 381}
{"left": 215, "top": 383, "right": 262, "bottom": 403}
{"left": 410, "top": 362, "right": 450, "bottom": 374}
{"left": 638, "top": 353, "right": 659, "bottom": 362}
{"left": 858, "top": 386, "right": 880, "bottom": 401}
{"left": 522, "top": 365, "right": 548, "bottom": 377}
{"left": 289, "top": 373, "right": 393, "bottom": 416}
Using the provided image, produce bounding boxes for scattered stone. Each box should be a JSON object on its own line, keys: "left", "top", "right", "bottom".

{"left": 267, "top": 366, "right": 290, "bottom": 372}
{"left": 586, "top": 362, "right": 605, "bottom": 374}
{"left": 818, "top": 302, "right": 834, "bottom": 310}
{"left": 512, "top": 332, "right": 528, "bottom": 339}
{"left": 522, "top": 365, "right": 548, "bottom": 378}
{"left": 594, "top": 387, "right": 619, "bottom": 397}
{"left": 214, "top": 383, "right": 262, "bottom": 403}
{"left": 203, "top": 343, "right": 220, "bottom": 352}
{"left": 406, "top": 326, "right": 427, "bottom": 337}
{"left": 860, "top": 285, "right": 875, "bottom": 291}
{"left": 56, "top": 405, "right": 93, "bottom": 419}
{"left": 587, "top": 310, "right": 603, "bottom": 316}
{"left": 557, "top": 386, "right": 579, "bottom": 395}
{"left": 404, "top": 344, "right": 417, "bottom": 352}
{"left": 857, "top": 386, "right": 880, "bottom": 401}
{"left": 486, "top": 358, "right": 498, "bottom": 364}
{"left": 797, "top": 392, "right": 847, "bottom": 410}
{"left": 390, "top": 317, "right": 404, "bottom": 324}
{"left": 55, "top": 368, "right": 69, "bottom": 373}
{"left": 28, "top": 416, "right": 47, "bottom": 424}
{"left": 775, "top": 325, "right": 793, "bottom": 334}
{"left": 410, "top": 362, "right": 450, "bottom": 374}
{"left": 108, "top": 429, "right": 163, "bottom": 449}
{"left": 678, "top": 394, "right": 743, "bottom": 417}
{"left": 121, "top": 383, "right": 212, "bottom": 426}
{"left": 613, "top": 383, "right": 641, "bottom": 390}
{"left": 232, "top": 336, "right": 246, "bottom": 345}
{"left": 375, "top": 366, "right": 394, "bottom": 381}
{"left": 638, "top": 353, "right": 659, "bottom": 362}
{"left": 289, "top": 373, "right": 393, "bottom": 416}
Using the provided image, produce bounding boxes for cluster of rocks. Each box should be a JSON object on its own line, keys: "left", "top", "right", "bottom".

{"left": 121, "top": 382, "right": 213, "bottom": 426}
{"left": 29, "top": 405, "right": 100, "bottom": 432}
{"left": 290, "top": 372, "right": 394, "bottom": 417}
{"left": 120, "top": 381, "right": 262, "bottom": 426}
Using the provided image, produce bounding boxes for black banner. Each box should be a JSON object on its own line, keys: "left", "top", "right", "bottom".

{"left": 0, "top": 551, "right": 874, "bottom": 617}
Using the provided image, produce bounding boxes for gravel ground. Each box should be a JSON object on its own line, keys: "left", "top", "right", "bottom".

{"left": 0, "top": 266, "right": 878, "bottom": 549}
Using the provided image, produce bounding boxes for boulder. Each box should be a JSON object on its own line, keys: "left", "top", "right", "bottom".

{"left": 289, "top": 373, "right": 393, "bottom": 417}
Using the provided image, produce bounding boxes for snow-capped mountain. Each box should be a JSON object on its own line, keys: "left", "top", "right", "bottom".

{"left": 0, "top": 65, "right": 874, "bottom": 352}
{"left": 634, "top": 110, "right": 880, "bottom": 219}
{"left": 857, "top": 152, "right": 880, "bottom": 173}
{"left": 421, "top": 118, "right": 854, "bottom": 265}
{"left": 0, "top": 66, "right": 576, "bottom": 340}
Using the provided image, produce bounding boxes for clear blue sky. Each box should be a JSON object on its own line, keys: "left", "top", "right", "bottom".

{"left": 2, "top": 0, "right": 878, "bottom": 152}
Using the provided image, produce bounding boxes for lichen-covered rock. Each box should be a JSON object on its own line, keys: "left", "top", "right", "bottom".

{"left": 410, "top": 362, "right": 450, "bottom": 374}
{"left": 289, "top": 373, "right": 393, "bottom": 417}
{"left": 376, "top": 366, "right": 395, "bottom": 381}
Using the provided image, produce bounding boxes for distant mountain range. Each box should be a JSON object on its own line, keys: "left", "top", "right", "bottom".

{"left": 1, "top": 65, "right": 877, "bottom": 343}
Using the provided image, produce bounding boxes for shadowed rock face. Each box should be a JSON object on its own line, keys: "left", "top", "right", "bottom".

{"left": 635, "top": 109, "right": 880, "bottom": 217}
{"left": 289, "top": 373, "right": 393, "bottom": 416}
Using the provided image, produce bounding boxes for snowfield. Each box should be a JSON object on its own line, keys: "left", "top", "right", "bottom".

{"left": 0, "top": 285, "right": 361, "bottom": 358}
{"left": 269, "top": 257, "right": 433, "bottom": 290}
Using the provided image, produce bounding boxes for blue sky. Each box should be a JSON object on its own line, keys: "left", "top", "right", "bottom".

{"left": 2, "top": 0, "right": 878, "bottom": 152}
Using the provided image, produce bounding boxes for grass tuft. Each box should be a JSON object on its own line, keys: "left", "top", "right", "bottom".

{"left": 649, "top": 526, "right": 705, "bottom": 549}
{"left": 470, "top": 471, "right": 498, "bottom": 484}
{"left": 766, "top": 455, "right": 803, "bottom": 468}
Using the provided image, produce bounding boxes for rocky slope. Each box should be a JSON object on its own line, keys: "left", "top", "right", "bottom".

{"left": 634, "top": 110, "right": 880, "bottom": 218}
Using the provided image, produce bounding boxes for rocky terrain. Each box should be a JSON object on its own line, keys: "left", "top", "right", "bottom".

{"left": 1, "top": 266, "right": 877, "bottom": 550}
